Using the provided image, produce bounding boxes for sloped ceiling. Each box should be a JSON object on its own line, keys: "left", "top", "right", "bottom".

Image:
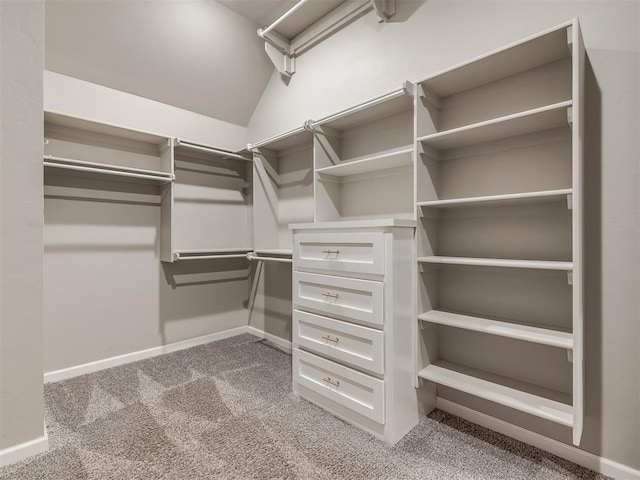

{"left": 45, "top": 0, "right": 275, "bottom": 126}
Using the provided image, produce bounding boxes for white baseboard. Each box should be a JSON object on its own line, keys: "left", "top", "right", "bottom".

{"left": 436, "top": 398, "right": 640, "bottom": 480}
{"left": 247, "top": 326, "right": 293, "bottom": 353}
{"left": 44, "top": 326, "right": 248, "bottom": 383}
{"left": 0, "top": 422, "right": 49, "bottom": 467}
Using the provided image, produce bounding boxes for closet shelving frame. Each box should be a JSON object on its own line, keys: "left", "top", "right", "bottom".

{"left": 248, "top": 125, "right": 315, "bottom": 260}
{"left": 414, "top": 19, "right": 584, "bottom": 444}
{"left": 44, "top": 111, "right": 174, "bottom": 185}
{"left": 162, "top": 138, "right": 254, "bottom": 263}
{"left": 308, "top": 83, "right": 417, "bottom": 222}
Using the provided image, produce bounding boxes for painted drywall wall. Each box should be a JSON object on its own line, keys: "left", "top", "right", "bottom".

{"left": 43, "top": 79, "right": 250, "bottom": 373}
{"left": 0, "top": 0, "right": 46, "bottom": 452}
{"left": 248, "top": 0, "right": 640, "bottom": 470}
{"left": 45, "top": 0, "right": 273, "bottom": 125}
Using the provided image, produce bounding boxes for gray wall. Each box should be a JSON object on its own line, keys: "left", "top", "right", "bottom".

{"left": 43, "top": 175, "right": 250, "bottom": 373}
{"left": 247, "top": 0, "right": 640, "bottom": 470}
{"left": 0, "top": 0, "right": 45, "bottom": 449}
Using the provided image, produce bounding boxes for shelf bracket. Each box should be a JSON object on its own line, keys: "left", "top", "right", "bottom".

{"left": 566, "top": 25, "right": 574, "bottom": 55}
{"left": 263, "top": 40, "right": 295, "bottom": 78}
{"left": 566, "top": 193, "right": 573, "bottom": 210}
{"left": 566, "top": 107, "right": 573, "bottom": 128}
{"left": 567, "top": 271, "right": 573, "bottom": 285}
{"left": 567, "top": 349, "right": 573, "bottom": 363}
{"left": 371, "top": 0, "right": 396, "bottom": 22}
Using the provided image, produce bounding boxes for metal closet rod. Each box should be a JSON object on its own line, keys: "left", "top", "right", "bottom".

{"left": 258, "top": 0, "right": 310, "bottom": 37}
{"left": 43, "top": 155, "right": 174, "bottom": 182}
{"left": 246, "top": 253, "right": 293, "bottom": 264}
{"left": 175, "top": 139, "right": 252, "bottom": 162}
{"left": 247, "top": 125, "right": 308, "bottom": 151}
{"left": 175, "top": 253, "right": 248, "bottom": 261}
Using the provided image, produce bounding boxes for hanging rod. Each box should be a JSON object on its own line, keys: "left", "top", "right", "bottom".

{"left": 174, "top": 139, "right": 252, "bottom": 162}
{"left": 246, "top": 253, "right": 293, "bottom": 264}
{"left": 258, "top": 0, "right": 311, "bottom": 38}
{"left": 174, "top": 252, "right": 249, "bottom": 261}
{"left": 44, "top": 155, "right": 174, "bottom": 182}
{"left": 309, "top": 83, "right": 414, "bottom": 130}
{"left": 247, "top": 125, "right": 310, "bottom": 151}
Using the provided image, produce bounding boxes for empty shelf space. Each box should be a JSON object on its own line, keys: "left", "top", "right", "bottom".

{"left": 44, "top": 155, "right": 173, "bottom": 183}
{"left": 418, "top": 310, "right": 573, "bottom": 349}
{"left": 418, "top": 256, "right": 572, "bottom": 271}
{"left": 418, "top": 362, "right": 573, "bottom": 426}
{"left": 417, "top": 189, "right": 572, "bottom": 209}
{"left": 419, "top": 24, "right": 571, "bottom": 98}
{"left": 315, "top": 147, "right": 413, "bottom": 178}
{"left": 417, "top": 101, "right": 572, "bottom": 151}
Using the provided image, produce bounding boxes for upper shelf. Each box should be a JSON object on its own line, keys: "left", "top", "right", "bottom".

{"left": 417, "top": 22, "right": 572, "bottom": 98}
{"left": 316, "top": 147, "right": 413, "bottom": 178}
{"left": 45, "top": 111, "right": 169, "bottom": 146}
{"left": 248, "top": 126, "right": 313, "bottom": 153}
{"left": 418, "top": 101, "right": 572, "bottom": 151}
{"left": 310, "top": 85, "right": 414, "bottom": 131}
{"left": 174, "top": 139, "right": 252, "bottom": 163}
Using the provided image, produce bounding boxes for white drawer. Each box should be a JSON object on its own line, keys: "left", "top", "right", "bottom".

{"left": 293, "top": 271, "right": 384, "bottom": 328}
{"left": 294, "top": 310, "right": 384, "bottom": 375}
{"left": 293, "top": 232, "right": 385, "bottom": 276}
{"left": 293, "top": 348, "right": 385, "bottom": 423}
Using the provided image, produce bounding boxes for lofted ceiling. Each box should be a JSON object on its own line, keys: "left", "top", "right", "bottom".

{"left": 45, "top": 0, "right": 350, "bottom": 127}
{"left": 215, "top": 0, "right": 346, "bottom": 39}
{"left": 45, "top": 0, "right": 276, "bottom": 126}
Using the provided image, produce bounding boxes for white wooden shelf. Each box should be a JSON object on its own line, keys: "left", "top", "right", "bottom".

{"left": 311, "top": 86, "right": 414, "bottom": 131}
{"left": 316, "top": 147, "right": 413, "bottom": 178}
{"left": 417, "top": 189, "right": 572, "bottom": 209}
{"left": 418, "top": 256, "right": 572, "bottom": 271}
{"left": 418, "top": 310, "right": 573, "bottom": 349}
{"left": 418, "top": 23, "right": 571, "bottom": 98}
{"left": 417, "top": 101, "right": 572, "bottom": 151}
{"left": 418, "top": 362, "right": 573, "bottom": 427}
{"left": 44, "top": 155, "right": 174, "bottom": 183}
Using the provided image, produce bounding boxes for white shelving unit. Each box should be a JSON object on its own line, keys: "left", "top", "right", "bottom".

{"left": 162, "top": 139, "right": 253, "bottom": 262}
{"left": 414, "top": 19, "right": 584, "bottom": 445}
{"left": 248, "top": 126, "right": 314, "bottom": 257}
{"left": 310, "top": 85, "right": 416, "bottom": 222}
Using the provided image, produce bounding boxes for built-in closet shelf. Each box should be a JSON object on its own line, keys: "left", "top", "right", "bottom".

{"left": 315, "top": 147, "right": 413, "bottom": 178}
{"left": 418, "top": 362, "right": 573, "bottom": 427}
{"left": 290, "top": 219, "right": 416, "bottom": 230}
{"left": 173, "top": 248, "right": 252, "bottom": 261}
{"left": 419, "top": 24, "right": 570, "bottom": 98}
{"left": 311, "top": 85, "right": 413, "bottom": 131}
{"left": 417, "top": 189, "right": 572, "bottom": 209}
{"left": 43, "top": 155, "right": 174, "bottom": 183}
{"left": 417, "top": 100, "right": 572, "bottom": 151}
{"left": 174, "top": 138, "right": 252, "bottom": 162}
{"left": 418, "top": 310, "right": 573, "bottom": 349}
{"left": 418, "top": 256, "right": 572, "bottom": 271}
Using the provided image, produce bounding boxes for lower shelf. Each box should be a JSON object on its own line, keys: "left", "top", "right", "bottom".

{"left": 417, "top": 361, "right": 573, "bottom": 427}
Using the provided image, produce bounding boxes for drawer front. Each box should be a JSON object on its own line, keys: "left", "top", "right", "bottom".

{"left": 293, "top": 271, "right": 384, "bottom": 327}
{"left": 294, "top": 310, "right": 384, "bottom": 375}
{"left": 293, "top": 348, "right": 385, "bottom": 423}
{"left": 293, "top": 232, "right": 385, "bottom": 276}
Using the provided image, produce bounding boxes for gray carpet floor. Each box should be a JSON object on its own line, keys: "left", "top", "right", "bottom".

{"left": 0, "top": 334, "right": 607, "bottom": 479}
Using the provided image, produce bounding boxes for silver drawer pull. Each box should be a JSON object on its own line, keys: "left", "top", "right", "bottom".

{"left": 322, "top": 249, "right": 340, "bottom": 255}
{"left": 323, "top": 376, "right": 340, "bottom": 387}
{"left": 322, "top": 334, "right": 339, "bottom": 343}
{"left": 322, "top": 292, "right": 339, "bottom": 300}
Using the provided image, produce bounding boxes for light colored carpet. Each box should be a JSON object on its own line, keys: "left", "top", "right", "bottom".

{"left": 0, "top": 334, "right": 607, "bottom": 479}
